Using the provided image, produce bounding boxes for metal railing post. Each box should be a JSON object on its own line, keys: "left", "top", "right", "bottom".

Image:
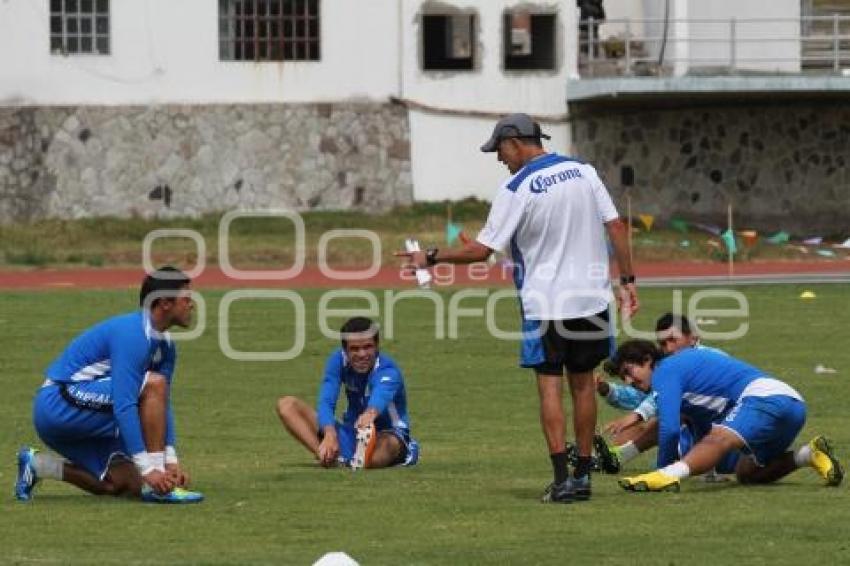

{"left": 834, "top": 14, "right": 840, "bottom": 73}
{"left": 625, "top": 19, "right": 632, "bottom": 75}
{"left": 730, "top": 17, "right": 737, "bottom": 72}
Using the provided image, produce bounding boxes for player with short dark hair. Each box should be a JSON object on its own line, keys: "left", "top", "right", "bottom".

{"left": 276, "top": 317, "right": 419, "bottom": 469}
{"left": 611, "top": 340, "right": 843, "bottom": 492}
{"left": 398, "top": 113, "right": 638, "bottom": 503}
{"left": 15, "top": 266, "right": 203, "bottom": 504}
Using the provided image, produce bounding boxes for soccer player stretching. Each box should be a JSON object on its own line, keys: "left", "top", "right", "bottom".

{"left": 15, "top": 266, "right": 203, "bottom": 504}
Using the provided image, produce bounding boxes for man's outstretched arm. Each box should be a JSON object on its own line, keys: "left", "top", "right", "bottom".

{"left": 605, "top": 218, "right": 639, "bottom": 318}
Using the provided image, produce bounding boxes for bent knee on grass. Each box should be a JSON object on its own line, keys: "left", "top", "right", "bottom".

{"left": 367, "top": 433, "right": 404, "bottom": 469}
{"left": 276, "top": 395, "right": 308, "bottom": 418}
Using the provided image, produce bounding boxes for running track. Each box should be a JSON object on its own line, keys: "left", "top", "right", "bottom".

{"left": 1, "top": 260, "right": 848, "bottom": 290}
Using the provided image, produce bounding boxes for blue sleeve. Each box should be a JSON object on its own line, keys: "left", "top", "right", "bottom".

{"left": 655, "top": 368, "right": 684, "bottom": 468}
{"left": 367, "top": 368, "right": 402, "bottom": 415}
{"left": 605, "top": 383, "right": 646, "bottom": 411}
{"left": 316, "top": 353, "right": 343, "bottom": 429}
{"left": 109, "top": 332, "right": 150, "bottom": 456}
{"left": 157, "top": 342, "right": 176, "bottom": 378}
{"left": 161, "top": 345, "right": 177, "bottom": 447}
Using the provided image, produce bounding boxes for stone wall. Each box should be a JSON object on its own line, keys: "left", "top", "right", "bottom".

{"left": 0, "top": 103, "right": 413, "bottom": 222}
{"left": 570, "top": 102, "right": 850, "bottom": 233}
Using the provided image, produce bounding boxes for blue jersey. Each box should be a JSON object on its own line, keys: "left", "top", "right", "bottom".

{"left": 44, "top": 310, "right": 177, "bottom": 456}
{"left": 652, "top": 348, "right": 767, "bottom": 467}
{"left": 631, "top": 344, "right": 728, "bottom": 421}
{"left": 316, "top": 349, "right": 411, "bottom": 434}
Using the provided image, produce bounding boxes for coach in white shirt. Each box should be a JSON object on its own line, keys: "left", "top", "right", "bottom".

{"left": 399, "top": 113, "right": 638, "bottom": 504}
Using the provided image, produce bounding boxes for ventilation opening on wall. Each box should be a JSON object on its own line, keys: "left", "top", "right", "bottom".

{"left": 422, "top": 13, "right": 475, "bottom": 71}
{"left": 503, "top": 11, "right": 556, "bottom": 70}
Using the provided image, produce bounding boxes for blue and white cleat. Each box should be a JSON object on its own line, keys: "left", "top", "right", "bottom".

{"left": 141, "top": 485, "right": 204, "bottom": 504}
{"left": 15, "top": 446, "right": 40, "bottom": 502}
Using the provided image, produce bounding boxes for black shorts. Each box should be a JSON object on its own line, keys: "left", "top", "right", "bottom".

{"left": 527, "top": 309, "right": 613, "bottom": 375}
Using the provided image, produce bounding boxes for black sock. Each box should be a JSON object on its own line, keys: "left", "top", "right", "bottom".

{"left": 550, "top": 451, "right": 569, "bottom": 485}
{"left": 574, "top": 456, "right": 593, "bottom": 479}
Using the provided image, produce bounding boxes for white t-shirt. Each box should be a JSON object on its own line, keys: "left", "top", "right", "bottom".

{"left": 477, "top": 153, "right": 619, "bottom": 320}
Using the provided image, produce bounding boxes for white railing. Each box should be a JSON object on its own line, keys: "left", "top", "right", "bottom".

{"left": 578, "top": 15, "right": 850, "bottom": 77}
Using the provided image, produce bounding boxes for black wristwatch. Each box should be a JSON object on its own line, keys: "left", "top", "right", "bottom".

{"left": 620, "top": 274, "right": 636, "bottom": 285}
{"left": 425, "top": 247, "right": 439, "bottom": 267}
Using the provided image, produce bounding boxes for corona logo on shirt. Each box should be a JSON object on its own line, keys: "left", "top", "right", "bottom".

{"left": 530, "top": 168, "right": 582, "bottom": 194}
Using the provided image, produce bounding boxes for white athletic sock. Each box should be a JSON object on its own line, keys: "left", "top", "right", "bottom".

{"left": 617, "top": 441, "right": 641, "bottom": 463}
{"left": 794, "top": 445, "right": 812, "bottom": 468}
{"left": 33, "top": 452, "right": 65, "bottom": 480}
{"left": 659, "top": 461, "right": 691, "bottom": 479}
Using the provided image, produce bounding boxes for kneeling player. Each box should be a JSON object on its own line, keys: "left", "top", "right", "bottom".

{"left": 276, "top": 317, "right": 419, "bottom": 469}
{"left": 609, "top": 340, "right": 843, "bottom": 492}
{"left": 15, "top": 267, "right": 202, "bottom": 504}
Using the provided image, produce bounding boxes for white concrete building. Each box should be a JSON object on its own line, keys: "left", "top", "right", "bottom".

{"left": 0, "top": 0, "right": 579, "bottom": 207}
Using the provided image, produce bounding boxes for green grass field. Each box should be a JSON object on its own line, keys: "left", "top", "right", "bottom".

{"left": 2, "top": 285, "right": 849, "bottom": 565}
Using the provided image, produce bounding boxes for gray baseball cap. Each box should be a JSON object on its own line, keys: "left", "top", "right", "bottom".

{"left": 480, "top": 113, "right": 551, "bottom": 152}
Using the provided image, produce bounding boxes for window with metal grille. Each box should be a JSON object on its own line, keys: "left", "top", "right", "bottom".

{"left": 219, "top": 0, "right": 320, "bottom": 62}
{"left": 49, "top": 0, "right": 110, "bottom": 55}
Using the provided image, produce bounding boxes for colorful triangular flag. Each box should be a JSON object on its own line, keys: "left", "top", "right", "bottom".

{"left": 721, "top": 229, "right": 737, "bottom": 255}
{"left": 446, "top": 221, "right": 463, "bottom": 245}
{"left": 766, "top": 231, "right": 790, "bottom": 245}
{"left": 693, "top": 222, "right": 722, "bottom": 236}
{"left": 638, "top": 214, "right": 655, "bottom": 231}
{"left": 670, "top": 218, "right": 689, "bottom": 234}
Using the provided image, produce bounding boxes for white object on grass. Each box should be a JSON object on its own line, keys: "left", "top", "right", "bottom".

{"left": 814, "top": 364, "right": 837, "bottom": 374}
{"left": 313, "top": 552, "right": 360, "bottom": 566}
{"left": 405, "top": 238, "right": 432, "bottom": 289}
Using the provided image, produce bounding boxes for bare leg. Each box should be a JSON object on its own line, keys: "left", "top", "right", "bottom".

{"left": 736, "top": 452, "right": 798, "bottom": 484}
{"left": 537, "top": 374, "right": 566, "bottom": 454}
{"left": 61, "top": 460, "right": 142, "bottom": 497}
{"left": 276, "top": 396, "right": 321, "bottom": 457}
{"left": 566, "top": 370, "right": 596, "bottom": 458}
{"left": 681, "top": 427, "right": 742, "bottom": 475}
{"left": 367, "top": 433, "right": 403, "bottom": 469}
{"left": 139, "top": 373, "right": 168, "bottom": 453}
{"left": 631, "top": 419, "right": 659, "bottom": 452}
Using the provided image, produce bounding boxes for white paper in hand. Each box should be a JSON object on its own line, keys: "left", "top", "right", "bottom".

{"left": 405, "top": 238, "right": 432, "bottom": 288}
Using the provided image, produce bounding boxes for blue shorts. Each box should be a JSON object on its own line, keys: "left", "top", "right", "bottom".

{"left": 322, "top": 422, "right": 419, "bottom": 467}
{"left": 33, "top": 380, "right": 126, "bottom": 480}
{"left": 716, "top": 394, "right": 806, "bottom": 466}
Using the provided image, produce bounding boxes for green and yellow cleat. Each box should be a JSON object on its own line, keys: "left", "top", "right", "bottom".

{"left": 809, "top": 436, "right": 844, "bottom": 487}
{"left": 141, "top": 485, "right": 204, "bottom": 504}
{"left": 618, "top": 470, "right": 680, "bottom": 492}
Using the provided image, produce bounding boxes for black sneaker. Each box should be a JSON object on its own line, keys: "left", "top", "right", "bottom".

{"left": 593, "top": 434, "right": 621, "bottom": 474}
{"left": 540, "top": 476, "right": 592, "bottom": 504}
{"left": 569, "top": 474, "right": 592, "bottom": 501}
{"left": 565, "top": 442, "right": 601, "bottom": 472}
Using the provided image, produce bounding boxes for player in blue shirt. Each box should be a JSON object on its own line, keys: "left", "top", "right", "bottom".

{"left": 610, "top": 340, "right": 843, "bottom": 492}
{"left": 15, "top": 266, "right": 203, "bottom": 504}
{"left": 594, "top": 314, "right": 737, "bottom": 477}
{"left": 276, "top": 317, "right": 419, "bottom": 469}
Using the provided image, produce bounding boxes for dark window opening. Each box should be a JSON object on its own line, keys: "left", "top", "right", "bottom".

{"left": 503, "top": 11, "right": 556, "bottom": 70}
{"left": 422, "top": 13, "right": 475, "bottom": 71}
